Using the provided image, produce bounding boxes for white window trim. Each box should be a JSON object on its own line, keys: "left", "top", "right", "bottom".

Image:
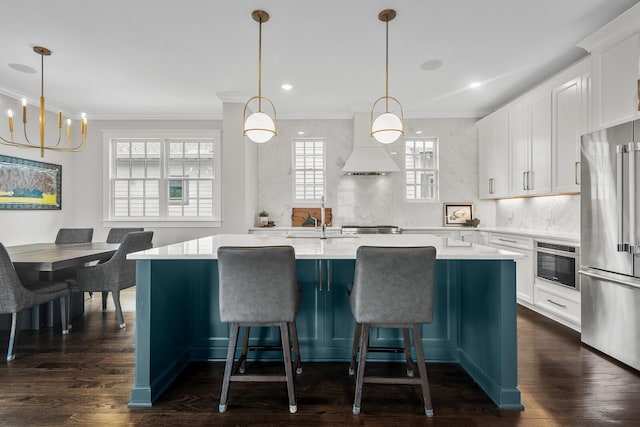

{"left": 291, "top": 137, "right": 326, "bottom": 205}
{"left": 102, "top": 129, "right": 222, "bottom": 227}
{"left": 404, "top": 136, "right": 440, "bottom": 203}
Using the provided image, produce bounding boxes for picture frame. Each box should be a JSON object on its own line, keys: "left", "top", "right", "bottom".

{"left": 0, "top": 155, "right": 62, "bottom": 210}
{"left": 443, "top": 203, "right": 473, "bottom": 227}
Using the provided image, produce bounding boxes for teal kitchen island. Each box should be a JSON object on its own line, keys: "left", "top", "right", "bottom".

{"left": 127, "top": 233, "right": 523, "bottom": 409}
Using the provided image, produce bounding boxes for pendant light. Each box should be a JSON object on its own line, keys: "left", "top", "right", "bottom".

{"left": 0, "top": 46, "right": 87, "bottom": 157}
{"left": 243, "top": 10, "right": 277, "bottom": 144}
{"left": 370, "top": 9, "right": 404, "bottom": 144}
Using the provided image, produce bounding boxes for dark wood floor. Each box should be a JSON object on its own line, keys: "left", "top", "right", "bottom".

{"left": 1, "top": 289, "right": 639, "bottom": 426}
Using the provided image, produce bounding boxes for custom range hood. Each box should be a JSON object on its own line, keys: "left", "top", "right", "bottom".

{"left": 342, "top": 112, "right": 400, "bottom": 175}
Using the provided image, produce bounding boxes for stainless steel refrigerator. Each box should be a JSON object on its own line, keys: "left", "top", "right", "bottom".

{"left": 580, "top": 119, "right": 640, "bottom": 371}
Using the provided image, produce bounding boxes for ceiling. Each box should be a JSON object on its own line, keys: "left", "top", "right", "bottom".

{"left": 1, "top": 0, "right": 638, "bottom": 121}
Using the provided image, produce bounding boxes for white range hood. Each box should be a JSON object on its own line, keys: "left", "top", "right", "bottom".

{"left": 342, "top": 112, "right": 400, "bottom": 175}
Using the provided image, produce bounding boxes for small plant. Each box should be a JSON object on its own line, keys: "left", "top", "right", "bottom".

{"left": 259, "top": 210, "right": 269, "bottom": 217}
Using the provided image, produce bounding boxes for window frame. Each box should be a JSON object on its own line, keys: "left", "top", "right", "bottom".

{"left": 404, "top": 136, "right": 440, "bottom": 202}
{"left": 102, "top": 129, "right": 222, "bottom": 227}
{"left": 292, "top": 137, "right": 326, "bottom": 204}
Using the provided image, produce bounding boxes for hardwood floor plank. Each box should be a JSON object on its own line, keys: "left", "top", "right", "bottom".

{"left": 0, "top": 289, "right": 639, "bottom": 426}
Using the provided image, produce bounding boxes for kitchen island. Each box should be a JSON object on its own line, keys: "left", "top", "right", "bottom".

{"left": 127, "top": 233, "right": 523, "bottom": 409}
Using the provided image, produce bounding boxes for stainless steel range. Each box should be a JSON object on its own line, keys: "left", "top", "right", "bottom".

{"left": 340, "top": 225, "right": 402, "bottom": 235}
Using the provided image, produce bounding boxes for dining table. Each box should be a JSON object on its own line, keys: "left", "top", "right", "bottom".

{"left": 4, "top": 242, "right": 120, "bottom": 330}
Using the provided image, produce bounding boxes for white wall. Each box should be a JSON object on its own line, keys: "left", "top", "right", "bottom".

{"left": 496, "top": 194, "right": 580, "bottom": 235}
{"left": 257, "top": 117, "right": 496, "bottom": 228}
{"left": 0, "top": 93, "right": 78, "bottom": 246}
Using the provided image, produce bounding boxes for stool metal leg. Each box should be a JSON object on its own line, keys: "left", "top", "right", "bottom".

{"left": 349, "top": 322, "right": 362, "bottom": 376}
{"left": 289, "top": 321, "right": 302, "bottom": 374}
{"left": 412, "top": 324, "right": 434, "bottom": 417}
{"left": 352, "top": 323, "right": 370, "bottom": 415}
{"left": 402, "top": 328, "right": 417, "bottom": 377}
{"left": 219, "top": 322, "right": 240, "bottom": 413}
{"left": 239, "top": 326, "right": 250, "bottom": 374}
{"left": 279, "top": 321, "right": 297, "bottom": 413}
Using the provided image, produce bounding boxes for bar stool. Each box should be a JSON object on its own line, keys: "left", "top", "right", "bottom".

{"left": 348, "top": 245, "right": 437, "bottom": 417}
{"left": 217, "top": 246, "right": 302, "bottom": 414}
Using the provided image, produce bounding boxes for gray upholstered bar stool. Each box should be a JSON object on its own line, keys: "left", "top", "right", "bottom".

{"left": 217, "top": 246, "right": 302, "bottom": 414}
{"left": 348, "top": 245, "right": 437, "bottom": 417}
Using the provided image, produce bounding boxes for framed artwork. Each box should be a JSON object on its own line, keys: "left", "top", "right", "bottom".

{"left": 443, "top": 203, "right": 473, "bottom": 227}
{"left": 0, "top": 155, "right": 62, "bottom": 210}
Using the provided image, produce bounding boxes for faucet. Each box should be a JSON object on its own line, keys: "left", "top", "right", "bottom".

{"left": 320, "top": 196, "right": 326, "bottom": 239}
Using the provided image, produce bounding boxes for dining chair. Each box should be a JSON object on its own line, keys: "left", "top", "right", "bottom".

{"left": 106, "top": 227, "right": 144, "bottom": 244}
{"left": 217, "top": 246, "right": 302, "bottom": 414}
{"left": 54, "top": 228, "right": 93, "bottom": 244}
{"left": 66, "top": 231, "right": 153, "bottom": 329}
{"left": 0, "top": 243, "right": 70, "bottom": 362}
{"left": 348, "top": 245, "right": 437, "bottom": 416}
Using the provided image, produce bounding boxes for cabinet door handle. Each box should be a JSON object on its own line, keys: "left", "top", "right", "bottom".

{"left": 498, "top": 238, "right": 518, "bottom": 244}
{"left": 318, "top": 259, "right": 323, "bottom": 292}
{"left": 523, "top": 171, "right": 527, "bottom": 190}
{"left": 327, "top": 260, "right": 331, "bottom": 292}
{"left": 575, "top": 161, "right": 580, "bottom": 185}
{"left": 547, "top": 299, "right": 567, "bottom": 309}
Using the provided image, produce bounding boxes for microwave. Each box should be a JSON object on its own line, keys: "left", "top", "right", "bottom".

{"left": 535, "top": 241, "right": 579, "bottom": 290}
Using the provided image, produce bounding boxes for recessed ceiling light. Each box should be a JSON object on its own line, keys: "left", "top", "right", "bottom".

{"left": 281, "top": 83, "right": 293, "bottom": 90}
{"left": 469, "top": 82, "right": 482, "bottom": 89}
{"left": 297, "top": 131, "right": 305, "bottom": 135}
{"left": 416, "top": 130, "right": 423, "bottom": 134}
{"left": 420, "top": 59, "right": 443, "bottom": 71}
{"left": 8, "top": 63, "right": 36, "bottom": 74}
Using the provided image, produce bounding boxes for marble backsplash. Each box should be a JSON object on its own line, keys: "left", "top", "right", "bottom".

{"left": 257, "top": 117, "right": 497, "bottom": 228}
{"left": 495, "top": 194, "right": 580, "bottom": 235}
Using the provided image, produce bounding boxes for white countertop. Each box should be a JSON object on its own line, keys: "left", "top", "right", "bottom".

{"left": 249, "top": 226, "right": 580, "bottom": 244}
{"left": 129, "top": 233, "right": 523, "bottom": 261}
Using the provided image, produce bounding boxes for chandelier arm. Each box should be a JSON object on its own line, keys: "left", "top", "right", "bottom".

{"left": 22, "top": 123, "right": 35, "bottom": 145}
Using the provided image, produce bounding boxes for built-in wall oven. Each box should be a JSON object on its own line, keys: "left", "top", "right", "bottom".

{"left": 535, "top": 241, "right": 579, "bottom": 290}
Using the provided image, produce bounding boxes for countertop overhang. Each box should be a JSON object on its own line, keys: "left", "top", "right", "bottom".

{"left": 128, "top": 233, "right": 523, "bottom": 261}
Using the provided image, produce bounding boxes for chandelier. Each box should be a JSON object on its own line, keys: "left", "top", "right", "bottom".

{"left": 370, "top": 9, "right": 404, "bottom": 144}
{"left": 0, "top": 46, "right": 87, "bottom": 157}
{"left": 243, "top": 10, "right": 277, "bottom": 144}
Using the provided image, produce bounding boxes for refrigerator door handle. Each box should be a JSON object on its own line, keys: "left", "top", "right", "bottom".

{"left": 629, "top": 142, "right": 639, "bottom": 254}
{"left": 617, "top": 145, "right": 627, "bottom": 252}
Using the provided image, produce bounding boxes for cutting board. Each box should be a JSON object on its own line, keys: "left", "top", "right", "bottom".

{"left": 291, "top": 207, "right": 333, "bottom": 227}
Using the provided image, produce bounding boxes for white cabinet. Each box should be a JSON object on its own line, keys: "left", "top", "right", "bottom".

{"left": 509, "top": 90, "right": 551, "bottom": 197}
{"left": 551, "top": 60, "right": 591, "bottom": 194}
{"left": 478, "top": 111, "right": 509, "bottom": 199}
{"left": 488, "top": 233, "right": 534, "bottom": 305}
{"left": 534, "top": 281, "right": 581, "bottom": 331}
{"left": 590, "top": 32, "right": 640, "bottom": 129}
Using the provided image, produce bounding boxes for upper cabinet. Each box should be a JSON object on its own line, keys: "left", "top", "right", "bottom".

{"left": 478, "top": 110, "right": 509, "bottom": 199}
{"left": 551, "top": 60, "right": 591, "bottom": 194}
{"left": 477, "top": 3, "right": 639, "bottom": 200}
{"left": 578, "top": 4, "right": 640, "bottom": 130}
{"left": 508, "top": 91, "right": 551, "bottom": 197}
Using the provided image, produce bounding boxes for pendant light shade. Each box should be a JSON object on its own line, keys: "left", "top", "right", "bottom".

{"left": 243, "top": 10, "right": 277, "bottom": 144}
{"left": 244, "top": 110, "right": 276, "bottom": 143}
{"left": 370, "top": 9, "right": 403, "bottom": 145}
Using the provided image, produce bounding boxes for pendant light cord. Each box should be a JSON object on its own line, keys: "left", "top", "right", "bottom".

{"left": 258, "top": 16, "right": 263, "bottom": 112}
{"left": 385, "top": 18, "right": 389, "bottom": 112}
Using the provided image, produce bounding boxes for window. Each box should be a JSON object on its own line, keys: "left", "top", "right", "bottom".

{"left": 104, "top": 130, "right": 221, "bottom": 223}
{"left": 405, "top": 137, "right": 439, "bottom": 200}
{"left": 293, "top": 138, "right": 325, "bottom": 201}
